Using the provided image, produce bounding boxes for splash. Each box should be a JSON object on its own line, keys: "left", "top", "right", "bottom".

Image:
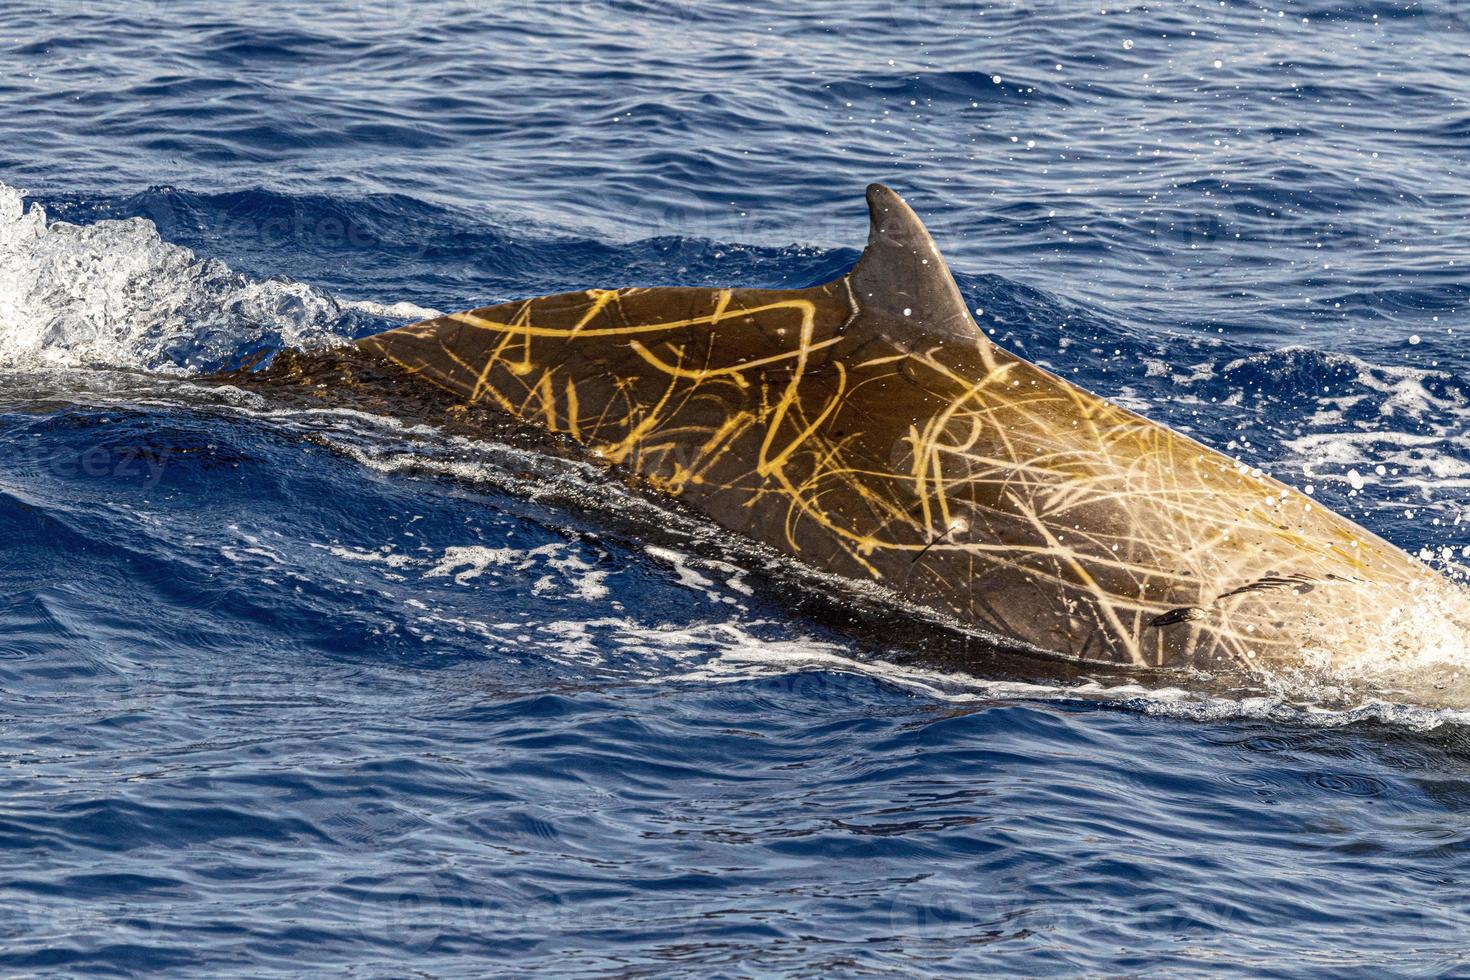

{"left": 0, "top": 181, "right": 436, "bottom": 373}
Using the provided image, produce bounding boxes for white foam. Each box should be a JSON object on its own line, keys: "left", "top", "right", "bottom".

{"left": 0, "top": 180, "right": 436, "bottom": 373}
{"left": 644, "top": 545, "right": 725, "bottom": 601}
{"left": 537, "top": 545, "right": 611, "bottom": 602}
{"left": 529, "top": 615, "right": 840, "bottom": 676}
{"left": 319, "top": 544, "right": 416, "bottom": 569}
{"left": 397, "top": 542, "right": 608, "bottom": 602}
{"left": 425, "top": 545, "right": 526, "bottom": 584}
{"left": 344, "top": 298, "right": 441, "bottom": 323}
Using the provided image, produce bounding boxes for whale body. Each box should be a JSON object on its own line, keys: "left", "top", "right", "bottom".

{"left": 234, "top": 184, "right": 1470, "bottom": 704}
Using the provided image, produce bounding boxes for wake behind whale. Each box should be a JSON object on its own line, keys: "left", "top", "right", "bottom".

{"left": 220, "top": 183, "right": 1470, "bottom": 708}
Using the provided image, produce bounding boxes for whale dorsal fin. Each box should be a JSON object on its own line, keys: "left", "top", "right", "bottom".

{"left": 345, "top": 183, "right": 984, "bottom": 411}
{"left": 845, "top": 183, "right": 977, "bottom": 344}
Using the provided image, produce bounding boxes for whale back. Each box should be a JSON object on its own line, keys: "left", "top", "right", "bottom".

{"left": 302, "top": 184, "right": 1470, "bottom": 685}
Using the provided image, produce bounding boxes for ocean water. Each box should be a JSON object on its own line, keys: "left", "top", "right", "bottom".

{"left": 3, "top": 0, "right": 1470, "bottom": 974}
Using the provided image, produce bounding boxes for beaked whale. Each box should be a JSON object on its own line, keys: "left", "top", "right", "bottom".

{"left": 229, "top": 184, "right": 1470, "bottom": 705}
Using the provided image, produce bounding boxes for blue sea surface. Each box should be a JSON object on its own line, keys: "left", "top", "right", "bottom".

{"left": 3, "top": 1, "right": 1470, "bottom": 974}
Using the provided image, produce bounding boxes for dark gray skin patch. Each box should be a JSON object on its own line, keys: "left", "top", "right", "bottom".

{"left": 1217, "top": 573, "right": 1318, "bottom": 600}
{"left": 1148, "top": 606, "right": 1208, "bottom": 629}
